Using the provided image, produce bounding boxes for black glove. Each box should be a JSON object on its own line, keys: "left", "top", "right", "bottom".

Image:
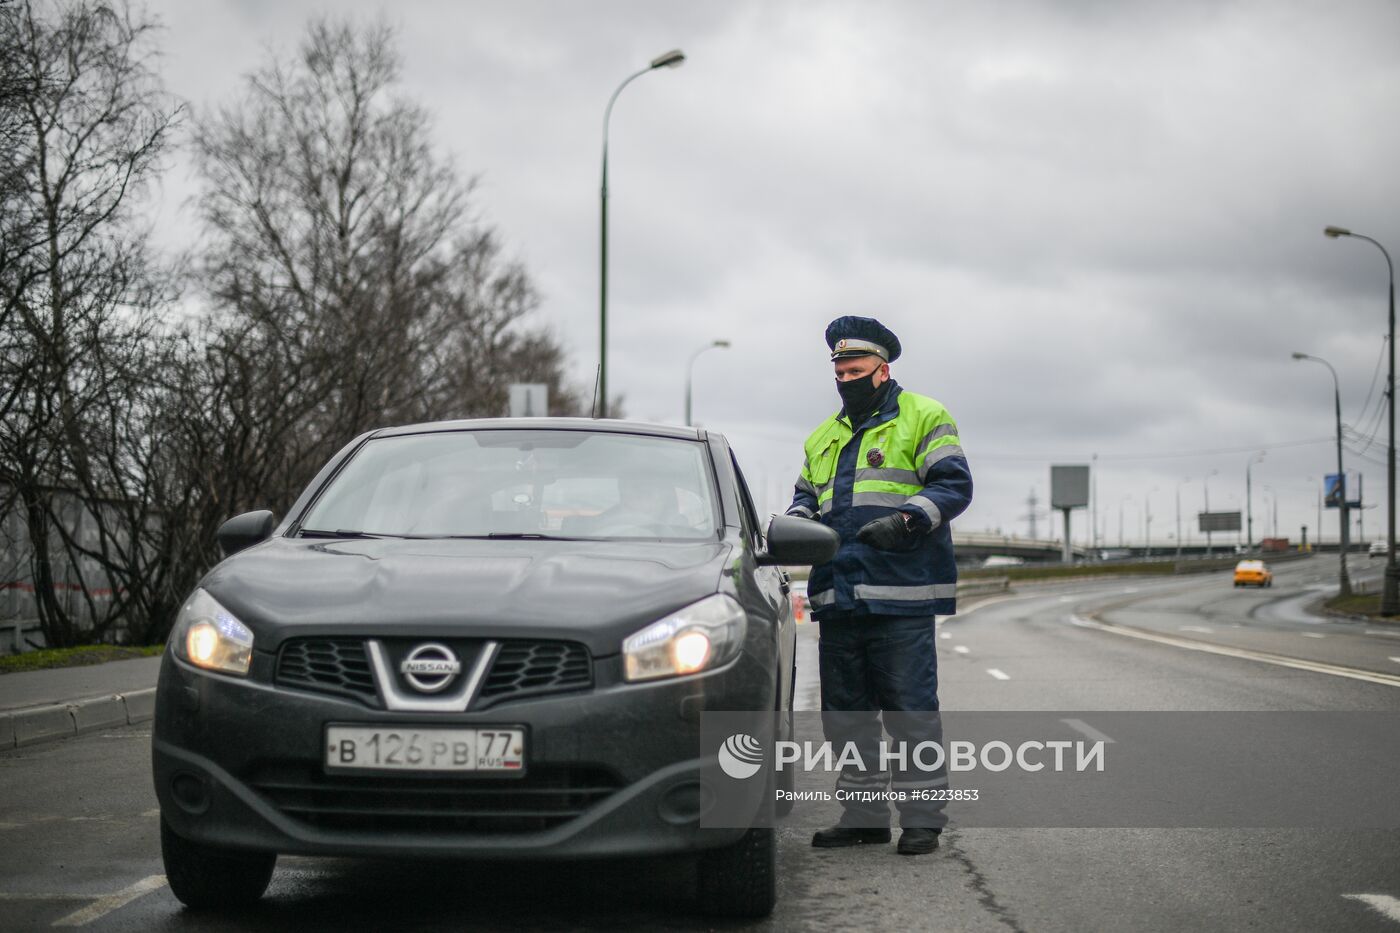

{"left": 856, "top": 512, "right": 915, "bottom": 550}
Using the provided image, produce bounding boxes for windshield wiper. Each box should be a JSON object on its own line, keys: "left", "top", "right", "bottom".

{"left": 299, "top": 528, "right": 395, "bottom": 539}
{"left": 483, "top": 532, "right": 585, "bottom": 540}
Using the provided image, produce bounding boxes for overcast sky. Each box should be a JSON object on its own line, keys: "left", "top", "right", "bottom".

{"left": 142, "top": 0, "right": 1400, "bottom": 549}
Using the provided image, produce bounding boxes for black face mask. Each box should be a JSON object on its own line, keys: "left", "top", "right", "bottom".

{"left": 836, "top": 369, "right": 885, "bottom": 420}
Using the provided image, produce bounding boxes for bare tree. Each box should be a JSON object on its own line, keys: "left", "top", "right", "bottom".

{"left": 0, "top": 0, "right": 181, "bottom": 646}
{"left": 193, "top": 19, "right": 582, "bottom": 511}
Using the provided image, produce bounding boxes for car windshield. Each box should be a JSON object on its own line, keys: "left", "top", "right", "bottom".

{"left": 299, "top": 429, "right": 720, "bottom": 540}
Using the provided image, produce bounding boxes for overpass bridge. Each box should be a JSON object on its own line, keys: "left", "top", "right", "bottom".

{"left": 949, "top": 532, "right": 1315, "bottom": 563}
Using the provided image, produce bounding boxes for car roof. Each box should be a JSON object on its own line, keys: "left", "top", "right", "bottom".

{"left": 370, "top": 417, "right": 711, "bottom": 443}
{"left": 1235, "top": 559, "right": 1266, "bottom": 568}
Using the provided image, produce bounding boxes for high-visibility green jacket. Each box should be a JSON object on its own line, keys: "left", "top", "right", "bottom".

{"left": 787, "top": 381, "right": 972, "bottom": 618}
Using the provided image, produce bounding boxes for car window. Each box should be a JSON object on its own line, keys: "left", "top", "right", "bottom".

{"left": 301, "top": 430, "right": 720, "bottom": 540}
{"left": 728, "top": 451, "right": 763, "bottom": 547}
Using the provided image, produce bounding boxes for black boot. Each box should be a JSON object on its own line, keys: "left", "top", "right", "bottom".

{"left": 896, "top": 828, "right": 940, "bottom": 855}
{"left": 810, "top": 825, "right": 892, "bottom": 848}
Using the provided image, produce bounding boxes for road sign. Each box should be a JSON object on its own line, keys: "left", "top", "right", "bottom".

{"left": 508, "top": 383, "right": 549, "bottom": 417}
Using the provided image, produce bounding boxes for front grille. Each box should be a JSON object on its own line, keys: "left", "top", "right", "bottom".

{"left": 478, "top": 641, "right": 593, "bottom": 705}
{"left": 275, "top": 637, "right": 593, "bottom": 708}
{"left": 248, "top": 762, "right": 623, "bottom": 835}
{"left": 276, "top": 638, "right": 378, "bottom": 706}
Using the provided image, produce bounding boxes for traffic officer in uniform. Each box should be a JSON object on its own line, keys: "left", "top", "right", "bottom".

{"left": 787, "top": 316, "right": 973, "bottom": 855}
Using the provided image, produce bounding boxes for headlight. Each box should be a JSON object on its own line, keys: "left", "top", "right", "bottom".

{"left": 171, "top": 589, "right": 254, "bottom": 676}
{"left": 623, "top": 594, "right": 748, "bottom": 682}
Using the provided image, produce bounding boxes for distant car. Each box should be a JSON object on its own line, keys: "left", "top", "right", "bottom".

{"left": 152, "top": 418, "right": 840, "bottom": 919}
{"left": 1233, "top": 560, "right": 1273, "bottom": 588}
{"left": 1372, "top": 540, "right": 1390, "bottom": 558}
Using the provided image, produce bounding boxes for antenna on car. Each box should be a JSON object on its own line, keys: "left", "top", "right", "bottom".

{"left": 591, "top": 364, "right": 602, "bottom": 419}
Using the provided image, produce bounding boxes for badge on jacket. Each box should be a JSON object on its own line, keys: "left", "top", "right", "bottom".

{"left": 867, "top": 447, "right": 884, "bottom": 467}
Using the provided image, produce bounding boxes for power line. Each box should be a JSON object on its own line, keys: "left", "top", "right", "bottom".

{"left": 1351, "top": 334, "right": 1389, "bottom": 428}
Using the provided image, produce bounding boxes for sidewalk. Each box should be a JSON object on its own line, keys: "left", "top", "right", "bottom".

{"left": 0, "top": 655, "right": 162, "bottom": 750}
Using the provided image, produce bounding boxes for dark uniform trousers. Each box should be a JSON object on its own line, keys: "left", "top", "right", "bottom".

{"left": 818, "top": 614, "right": 949, "bottom": 830}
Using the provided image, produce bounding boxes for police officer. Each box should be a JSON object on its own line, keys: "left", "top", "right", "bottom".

{"left": 787, "top": 316, "right": 973, "bottom": 856}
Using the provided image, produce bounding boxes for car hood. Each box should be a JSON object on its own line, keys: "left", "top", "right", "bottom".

{"left": 202, "top": 536, "right": 734, "bottom": 655}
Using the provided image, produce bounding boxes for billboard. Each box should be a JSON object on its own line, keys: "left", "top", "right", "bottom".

{"left": 1324, "top": 472, "right": 1363, "bottom": 509}
{"left": 1198, "top": 511, "right": 1242, "bottom": 533}
{"left": 1050, "top": 465, "right": 1090, "bottom": 509}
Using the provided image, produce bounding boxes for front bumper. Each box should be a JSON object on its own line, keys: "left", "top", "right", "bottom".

{"left": 152, "top": 649, "right": 772, "bottom": 859}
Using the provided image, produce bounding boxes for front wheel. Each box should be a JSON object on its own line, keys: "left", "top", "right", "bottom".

{"left": 696, "top": 827, "right": 776, "bottom": 919}
{"left": 161, "top": 817, "right": 276, "bottom": 909}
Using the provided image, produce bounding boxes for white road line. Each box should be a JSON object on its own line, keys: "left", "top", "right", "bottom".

{"left": 1070, "top": 614, "right": 1400, "bottom": 688}
{"left": 1122, "top": 587, "right": 1139, "bottom": 594}
{"left": 52, "top": 875, "right": 166, "bottom": 927}
{"left": 1060, "top": 718, "right": 1115, "bottom": 744}
{"left": 953, "top": 645, "right": 970, "bottom": 654}
{"left": 1367, "top": 630, "right": 1400, "bottom": 639}
{"left": 986, "top": 668, "right": 1010, "bottom": 680}
{"left": 940, "top": 632, "right": 952, "bottom": 640}
{"left": 1180, "top": 625, "right": 1214, "bottom": 634}
{"left": 1343, "top": 894, "right": 1400, "bottom": 923}
{"left": 1390, "top": 657, "right": 1400, "bottom": 665}
{"left": 1300, "top": 632, "right": 1326, "bottom": 639}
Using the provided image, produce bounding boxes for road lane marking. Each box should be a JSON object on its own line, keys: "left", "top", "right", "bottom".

{"left": 1367, "top": 630, "right": 1400, "bottom": 639}
{"left": 940, "top": 632, "right": 952, "bottom": 640}
{"left": 986, "top": 668, "right": 1010, "bottom": 680}
{"left": 52, "top": 875, "right": 166, "bottom": 927}
{"left": 1300, "top": 632, "right": 1325, "bottom": 638}
{"left": 953, "top": 645, "right": 970, "bottom": 654}
{"left": 1180, "top": 625, "right": 1214, "bottom": 634}
{"left": 1070, "top": 614, "right": 1400, "bottom": 688}
{"left": 1060, "top": 718, "right": 1115, "bottom": 743}
{"left": 1344, "top": 894, "right": 1400, "bottom": 923}
{"left": 1391, "top": 657, "right": 1400, "bottom": 665}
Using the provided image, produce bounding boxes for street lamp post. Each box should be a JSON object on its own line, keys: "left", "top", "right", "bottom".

{"left": 1245, "top": 452, "right": 1265, "bottom": 552}
{"left": 1143, "top": 486, "right": 1158, "bottom": 557}
{"left": 1203, "top": 469, "right": 1219, "bottom": 557}
{"left": 1176, "top": 476, "right": 1190, "bottom": 559}
{"left": 1291, "top": 351, "right": 1352, "bottom": 597}
{"left": 1118, "top": 493, "right": 1132, "bottom": 549}
{"left": 684, "top": 339, "right": 730, "bottom": 426}
{"left": 1325, "top": 225, "right": 1395, "bottom": 612}
{"left": 599, "top": 49, "right": 686, "bottom": 419}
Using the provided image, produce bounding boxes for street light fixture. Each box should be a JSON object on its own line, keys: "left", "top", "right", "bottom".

{"left": 1291, "top": 351, "right": 1353, "bottom": 597}
{"left": 1324, "top": 225, "right": 1396, "bottom": 612}
{"left": 684, "top": 339, "right": 731, "bottom": 427}
{"left": 598, "top": 49, "right": 686, "bottom": 419}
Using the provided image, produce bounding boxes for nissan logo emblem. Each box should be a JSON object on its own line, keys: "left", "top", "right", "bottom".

{"left": 399, "top": 643, "right": 461, "bottom": 693}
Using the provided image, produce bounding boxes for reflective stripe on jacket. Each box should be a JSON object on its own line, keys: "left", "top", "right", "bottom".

{"left": 787, "top": 381, "right": 973, "bottom": 618}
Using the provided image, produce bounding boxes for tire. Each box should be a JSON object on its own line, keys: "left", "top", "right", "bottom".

{"left": 161, "top": 817, "right": 276, "bottom": 909}
{"left": 697, "top": 826, "right": 776, "bottom": 919}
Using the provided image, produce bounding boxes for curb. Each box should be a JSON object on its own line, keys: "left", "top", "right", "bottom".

{"left": 1, "top": 688, "right": 157, "bottom": 750}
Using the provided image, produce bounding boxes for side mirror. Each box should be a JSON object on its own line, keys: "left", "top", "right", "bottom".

{"left": 217, "top": 510, "right": 276, "bottom": 558}
{"left": 757, "top": 514, "right": 840, "bottom": 567}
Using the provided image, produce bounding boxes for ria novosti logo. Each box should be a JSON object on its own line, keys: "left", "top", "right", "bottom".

{"left": 717, "top": 733, "right": 765, "bottom": 779}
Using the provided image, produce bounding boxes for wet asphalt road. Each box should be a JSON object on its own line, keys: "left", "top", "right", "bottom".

{"left": 2, "top": 554, "right": 1399, "bottom": 931}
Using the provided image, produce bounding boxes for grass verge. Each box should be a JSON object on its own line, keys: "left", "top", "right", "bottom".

{"left": 1324, "top": 592, "right": 1388, "bottom": 619}
{"left": 0, "top": 644, "right": 164, "bottom": 675}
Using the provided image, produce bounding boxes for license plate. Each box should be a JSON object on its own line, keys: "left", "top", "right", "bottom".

{"left": 325, "top": 726, "right": 525, "bottom": 773}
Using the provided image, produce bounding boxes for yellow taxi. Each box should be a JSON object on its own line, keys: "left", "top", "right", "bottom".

{"left": 1233, "top": 559, "right": 1273, "bottom": 588}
